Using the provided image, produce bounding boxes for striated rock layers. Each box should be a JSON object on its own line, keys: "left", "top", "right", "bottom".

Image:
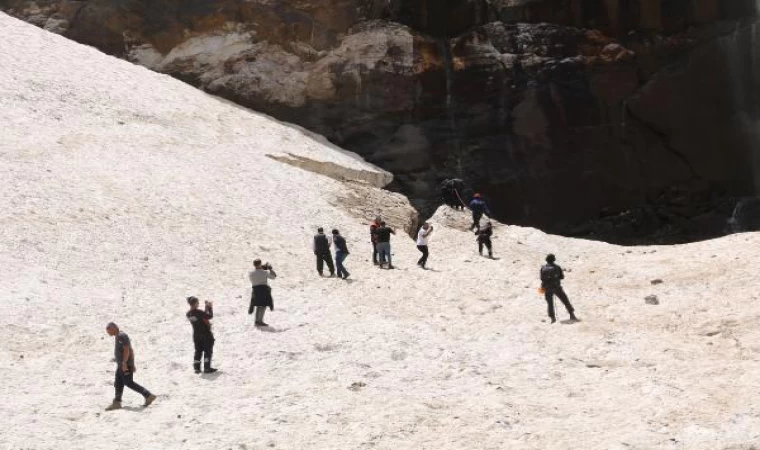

{"left": 3, "top": 0, "right": 760, "bottom": 243}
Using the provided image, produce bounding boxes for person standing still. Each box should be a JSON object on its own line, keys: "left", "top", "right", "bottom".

{"left": 375, "top": 221, "right": 396, "bottom": 269}
{"left": 370, "top": 217, "right": 381, "bottom": 265}
{"left": 416, "top": 222, "right": 434, "bottom": 269}
{"left": 540, "top": 254, "right": 578, "bottom": 324}
{"left": 313, "top": 227, "right": 335, "bottom": 277}
{"left": 332, "top": 229, "right": 351, "bottom": 279}
{"left": 104, "top": 323, "right": 157, "bottom": 411}
{"left": 249, "top": 259, "right": 277, "bottom": 327}
{"left": 186, "top": 296, "right": 216, "bottom": 374}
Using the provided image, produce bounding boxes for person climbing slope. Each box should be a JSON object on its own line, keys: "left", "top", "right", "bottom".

{"left": 468, "top": 193, "right": 491, "bottom": 231}
{"left": 475, "top": 220, "right": 493, "bottom": 258}
{"left": 540, "top": 254, "right": 578, "bottom": 324}
{"left": 186, "top": 296, "right": 217, "bottom": 374}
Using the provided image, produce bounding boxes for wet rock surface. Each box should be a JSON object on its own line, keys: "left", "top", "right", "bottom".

{"left": 2, "top": 0, "right": 759, "bottom": 244}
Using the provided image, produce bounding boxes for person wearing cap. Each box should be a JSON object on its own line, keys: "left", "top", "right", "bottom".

{"left": 186, "top": 296, "right": 216, "bottom": 374}
{"left": 416, "top": 222, "right": 434, "bottom": 269}
{"left": 374, "top": 221, "right": 396, "bottom": 269}
{"left": 313, "top": 227, "right": 335, "bottom": 277}
{"left": 540, "top": 254, "right": 578, "bottom": 323}
{"left": 332, "top": 229, "right": 351, "bottom": 279}
{"left": 248, "top": 259, "right": 277, "bottom": 327}
{"left": 369, "top": 217, "right": 381, "bottom": 265}
{"left": 104, "top": 323, "right": 157, "bottom": 411}
{"left": 468, "top": 193, "right": 491, "bottom": 231}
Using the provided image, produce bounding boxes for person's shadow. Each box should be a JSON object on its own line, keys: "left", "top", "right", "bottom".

{"left": 560, "top": 319, "right": 581, "bottom": 325}
{"left": 122, "top": 406, "right": 145, "bottom": 412}
{"left": 201, "top": 371, "right": 222, "bottom": 381}
{"left": 258, "top": 325, "right": 287, "bottom": 333}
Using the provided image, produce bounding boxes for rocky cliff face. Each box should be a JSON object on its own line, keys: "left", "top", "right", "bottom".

{"left": 3, "top": 0, "right": 759, "bottom": 243}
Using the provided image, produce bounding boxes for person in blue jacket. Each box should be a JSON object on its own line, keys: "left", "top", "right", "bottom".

{"left": 468, "top": 193, "right": 491, "bottom": 231}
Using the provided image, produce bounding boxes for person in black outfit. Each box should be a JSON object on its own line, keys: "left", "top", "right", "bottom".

{"left": 475, "top": 221, "right": 493, "bottom": 258}
{"left": 104, "top": 323, "right": 156, "bottom": 411}
{"left": 332, "top": 229, "right": 351, "bottom": 279}
{"left": 186, "top": 296, "right": 217, "bottom": 374}
{"left": 540, "top": 254, "right": 578, "bottom": 324}
{"left": 313, "top": 227, "right": 335, "bottom": 277}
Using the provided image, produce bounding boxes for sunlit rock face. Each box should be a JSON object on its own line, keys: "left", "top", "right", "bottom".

{"left": 2, "top": 0, "right": 758, "bottom": 243}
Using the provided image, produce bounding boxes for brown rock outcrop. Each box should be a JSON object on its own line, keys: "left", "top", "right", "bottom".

{"left": 2, "top": 0, "right": 758, "bottom": 243}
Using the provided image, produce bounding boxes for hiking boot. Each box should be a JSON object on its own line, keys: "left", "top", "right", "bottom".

{"left": 569, "top": 314, "right": 578, "bottom": 321}
{"left": 387, "top": 265, "right": 395, "bottom": 270}
{"left": 550, "top": 317, "right": 557, "bottom": 324}
{"left": 204, "top": 368, "right": 218, "bottom": 374}
{"left": 143, "top": 395, "right": 157, "bottom": 407}
{"left": 105, "top": 401, "right": 122, "bottom": 411}
{"left": 194, "top": 368, "right": 202, "bottom": 374}
{"left": 255, "top": 321, "right": 269, "bottom": 327}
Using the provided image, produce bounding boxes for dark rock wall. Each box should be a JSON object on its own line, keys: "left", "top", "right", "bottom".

{"left": 2, "top": 0, "right": 759, "bottom": 243}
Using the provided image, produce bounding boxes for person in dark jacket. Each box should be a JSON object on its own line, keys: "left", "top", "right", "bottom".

{"left": 540, "top": 254, "right": 578, "bottom": 324}
{"left": 475, "top": 221, "right": 493, "bottom": 258}
{"left": 374, "top": 221, "right": 396, "bottom": 269}
{"left": 468, "top": 193, "right": 491, "bottom": 231}
{"left": 186, "top": 296, "right": 216, "bottom": 374}
{"left": 332, "top": 229, "right": 351, "bottom": 279}
{"left": 370, "top": 217, "right": 381, "bottom": 265}
{"left": 313, "top": 227, "right": 335, "bottom": 277}
{"left": 248, "top": 259, "right": 277, "bottom": 327}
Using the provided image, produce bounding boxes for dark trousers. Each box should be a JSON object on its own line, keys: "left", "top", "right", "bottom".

{"left": 114, "top": 369, "right": 150, "bottom": 402}
{"left": 471, "top": 212, "right": 483, "bottom": 230}
{"left": 335, "top": 251, "right": 350, "bottom": 278}
{"left": 316, "top": 252, "right": 334, "bottom": 275}
{"left": 193, "top": 336, "right": 214, "bottom": 371}
{"left": 545, "top": 287, "right": 575, "bottom": 320}
{"left": 417, "top": 245, "right": 429, "bottom": 267}
{"left": 372, "top": 242, "right": 378, "bottom": 264}
{"left": 478, "top": 238, "right": 492, "bottom": 256}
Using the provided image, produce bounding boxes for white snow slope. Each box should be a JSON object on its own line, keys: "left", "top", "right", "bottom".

{"left": 2, "top": 13, "right": 760, "bottom": 450}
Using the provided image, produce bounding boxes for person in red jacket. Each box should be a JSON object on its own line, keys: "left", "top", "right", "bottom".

{"left": 186, "top": 296, "right": 217, "bottom": 374}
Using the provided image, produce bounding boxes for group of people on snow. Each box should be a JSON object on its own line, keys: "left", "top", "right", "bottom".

{"left": 102, "top": 183, "right": 577, "bottom": 411}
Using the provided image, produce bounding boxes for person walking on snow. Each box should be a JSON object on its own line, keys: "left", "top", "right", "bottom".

{"left": 313, "top": 227, "right": 335, "bottom": 277}
{"left": 186, "top": 296, "right": 216, "bottom": 374}
{"left": 416, "top": 222, "right": 434, "bottom": 269}
{"left": 540, "top": 254, "right": 578, "bottom": 324}
{"left": 469, "top": 193, "right": 491, "bottom": 231}
{"left": 374, "top": 221, "right": 396, "bottom": 269}
{"left": 370, "top": 217, "right": 381, "bottom": 265}
{"left": 104, "top": 323, "right": 157, "bottom": 411}
{"left": 332, "top": 229, "right": 351, "bottom": 279}
{"left": 248, "top": 259, "right": 277, "bottom": 327}
{"left": 476, "top": 220, "right": 493, "bottom": 258}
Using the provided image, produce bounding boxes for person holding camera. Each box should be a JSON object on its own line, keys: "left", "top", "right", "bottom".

{"left": 248, "top": 259, "right": 277, "bottom": 327}
{"left": 186, "top": 296, "right": 216, "bottom": 374}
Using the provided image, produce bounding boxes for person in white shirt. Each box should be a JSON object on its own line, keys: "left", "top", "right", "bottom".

{"left": 416, "top": 222, "right": 434, "bottom": 269}
{"left": 248, "top": 259, "right": 277, "bottom": 327}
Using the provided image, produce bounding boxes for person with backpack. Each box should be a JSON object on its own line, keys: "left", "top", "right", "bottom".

{"left": 331, "top": 229, "right": 351, "bottom": 279}
{"left": 468, "top": 193, "right": 491, "bottom": 231}
{"left": 369, "top": 217, "right": 381, "bottom": 265}
{"left": 416, "top": 222, "right": 434, "bottom": 269}
{"left": 186, "top": 296, "right": 217, "bottom": 374}
{"left": 540, "top": 254, "right": 578, "bottom": 324}
{"left": 475, "top": 220, "right": 493, "bottom": 258}
{"left": 375, "top": 221, "right": 396, "bottom": 269}
{"left": 313, "top": 227, "right": 335, "bottom": 277}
